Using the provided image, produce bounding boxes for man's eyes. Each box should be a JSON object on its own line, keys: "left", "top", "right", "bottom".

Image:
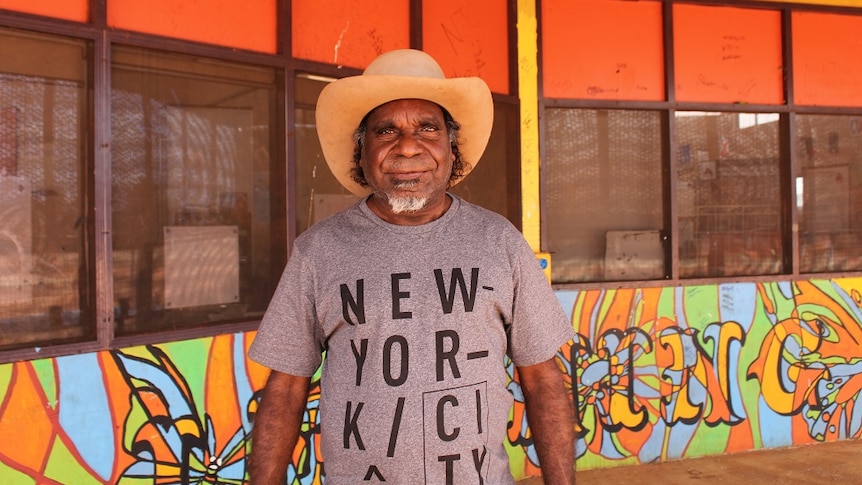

{"left": 376, "top": 125, "right": 440, "bottom": 136}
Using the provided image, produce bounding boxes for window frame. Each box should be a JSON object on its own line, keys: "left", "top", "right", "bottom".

{"left": 0, "top": 7, "right": 292, "bottom": 363}
{"left": 0, "top": 0, "right": 522, "bottom": 363}
{"left": 539, "top": 1, "right": 862, "bottom": 289}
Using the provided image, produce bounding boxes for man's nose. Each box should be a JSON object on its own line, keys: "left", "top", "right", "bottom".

{"left": 394, "top": 132, "right": 424, "bottom": 157}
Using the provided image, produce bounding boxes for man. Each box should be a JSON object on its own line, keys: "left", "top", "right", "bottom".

{"left": 249, "top": 49, "right": 575, "bottom": 484}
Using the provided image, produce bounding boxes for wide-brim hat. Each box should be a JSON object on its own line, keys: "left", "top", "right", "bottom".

{"left": 315, "top": 49, "right": 494, "bottom": 197}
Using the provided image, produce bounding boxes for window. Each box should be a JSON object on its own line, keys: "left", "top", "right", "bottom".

{"left": 676, "top": 112, "right": 783, "bottom": 278}
{"left": 449, "top": 103, "right": 521, "bottom": 226}
{"left": 540, "top": 2, "right": 806, "bottom": 285}
{"left": 0, "top": 28, "right": 92, "bottom": 351}
{"left": 110, "top": 46, "right": 280, "bottom": 336}
{"left": 544, "top": 109, "right": 665, "bottom": 283}
{"left": 293, "top": 74, "right": 356, "bottom": 235}
{"left": 797, "top": 114, "right": 862, "bottom": 273}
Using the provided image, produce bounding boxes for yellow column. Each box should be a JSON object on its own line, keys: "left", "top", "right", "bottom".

{"left": 517, "top": 0, "right": 541, "bottom": 251}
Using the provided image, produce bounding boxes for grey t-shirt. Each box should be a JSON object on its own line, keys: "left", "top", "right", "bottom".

{"left": 249, "top": 195, "right": 573, "bottom": 484}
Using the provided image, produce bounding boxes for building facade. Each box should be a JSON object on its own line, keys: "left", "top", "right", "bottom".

{"left": 2, "top": 0, "right": 862, "bottom": 482}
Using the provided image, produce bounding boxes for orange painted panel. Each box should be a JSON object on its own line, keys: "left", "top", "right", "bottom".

{"left": 674, "top": 4, "right": 783, "bottom": 104}
{"left": 423, "top": 0, "right": 509, "bottom": 94}
{"left": 761, "top": 0, "right": 862, "bottom": 5}
{"left": 108, "top": 0, "right": 276, "bottom": 54}
{"left": 0, "top": 364, "right": 55, "bottom": 469}
{"left": 292, "top": 0, "right": 409, "bottom": 70}
{"left": 542, "top": 0, "right": 664, "bottom": 101}
{"left": 0, "top": 0, "right": 87, "bottom": 22}
{"left": 793, "top": 12, "right": 862, "bottom": 107}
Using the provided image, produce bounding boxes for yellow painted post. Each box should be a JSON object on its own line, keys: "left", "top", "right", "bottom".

{"left": 517, "top": 0, "right": 541, "bottom": 252}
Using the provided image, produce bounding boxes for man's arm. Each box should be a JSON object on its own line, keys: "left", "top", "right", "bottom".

{"left": 249, "top": 370, "right": 311, "bottom": 484}
{"left": 517, "top": 357, "right": 576, "bottom": 485}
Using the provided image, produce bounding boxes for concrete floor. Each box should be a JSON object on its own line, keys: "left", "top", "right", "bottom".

{"left": 517, "top": 439, "right": 862, "bottom": 484}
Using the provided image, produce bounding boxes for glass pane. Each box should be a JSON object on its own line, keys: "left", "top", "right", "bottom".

{"left": 797, "top": 114, "right": 862, "bottom": 273}
{"left": 294, "top": 74, "right": 358, "bottom": 235}
{"left": 294, "top": 74, "right": 519, "bottom": 237}
{"left": 111, "top": 46, "right": 278, "bottom": 336}
{"left": 545, "top": 109, "right": 665, "bottom": 283}
{"left": 676, "top": 111, "right": 783, "bottom": 278}
{"left": 0, "top": 28, "right": 92, "bottom": 351}
{"left": 449, "top": 102, "right": 519, "bottom": 225}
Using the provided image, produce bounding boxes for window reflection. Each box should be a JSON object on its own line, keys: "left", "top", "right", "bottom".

{"left": 545, "top": 109, "right": 665, "bottom": 283}
{"left": 675, "top": 111, "right": 783, "bottom": 278}
{"left": 111, "top": 46, "right": 278, "bottom": 335}
{"left": 797, "top": 114, "right": 862, "bottom": 273}
{"left": 0, "top": 28, "right": 92, "bottom": 350}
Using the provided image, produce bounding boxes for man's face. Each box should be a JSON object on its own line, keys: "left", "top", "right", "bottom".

{"left": 360, "top": 99, "right": 455, "bottom": 218}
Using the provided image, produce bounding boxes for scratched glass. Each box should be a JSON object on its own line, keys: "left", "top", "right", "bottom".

{"left": 796, "top": 114, "right": 862, "bottom": 273}
{"left": 544, "top": 108, "right": 666, "bottom": 283}
{"left": 0, "top": 28, "right": 93, "bottom": 351}
{"left": 111, "top": 46, "right": 279, "bottom": 335}
{"left": 675, "top": 111, "right": 783, "bottom": 278}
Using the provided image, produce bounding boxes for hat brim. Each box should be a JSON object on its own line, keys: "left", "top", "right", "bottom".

{"left": 315, "top": 74, "right": 494, "bottom": 197}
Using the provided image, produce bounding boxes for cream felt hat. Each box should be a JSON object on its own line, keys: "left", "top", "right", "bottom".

{"left": 315, "top": 49, "right": 494, "bottom": 197}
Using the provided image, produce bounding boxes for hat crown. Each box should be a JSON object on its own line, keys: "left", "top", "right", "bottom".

{"left": 363, "top": 49, "right": 445, "bottom": 79}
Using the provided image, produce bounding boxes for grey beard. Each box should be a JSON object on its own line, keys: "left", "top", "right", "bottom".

{"left": 387, "top": 195, "right": 428, "bottom": 214}
{"left": 380, "top": 179, "right": 428, "bottom": 214}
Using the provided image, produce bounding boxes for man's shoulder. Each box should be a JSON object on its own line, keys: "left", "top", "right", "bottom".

{"left": 454, "top": 196, "right": 510, "bottom": 222}
{"left": 295, "top": 201, "right": 363, "bottom": 245}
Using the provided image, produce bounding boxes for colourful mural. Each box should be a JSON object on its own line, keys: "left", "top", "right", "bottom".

{"left": 2, "top": 278, "right": 862, "bottom": 483}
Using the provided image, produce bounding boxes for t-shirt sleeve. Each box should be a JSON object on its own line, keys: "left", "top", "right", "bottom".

{"left": 507, "top": 234, "right": 575, "bottom": 367}
{"left": 248, "top": 245, "right": 323, "bottom": 376}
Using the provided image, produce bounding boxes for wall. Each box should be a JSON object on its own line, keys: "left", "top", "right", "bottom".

{"left": 3, "top": 277, "right": 861, "bottom": 482}
{"left": 3, "top": 1, "right": 862, "bottom": 483}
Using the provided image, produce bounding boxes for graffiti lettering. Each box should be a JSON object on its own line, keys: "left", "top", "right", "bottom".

{"left": 658, "top": 322, "right": 745, "bottom": 426}
{"left": 576, "top": 329, "right": 651, "bottom": 432}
